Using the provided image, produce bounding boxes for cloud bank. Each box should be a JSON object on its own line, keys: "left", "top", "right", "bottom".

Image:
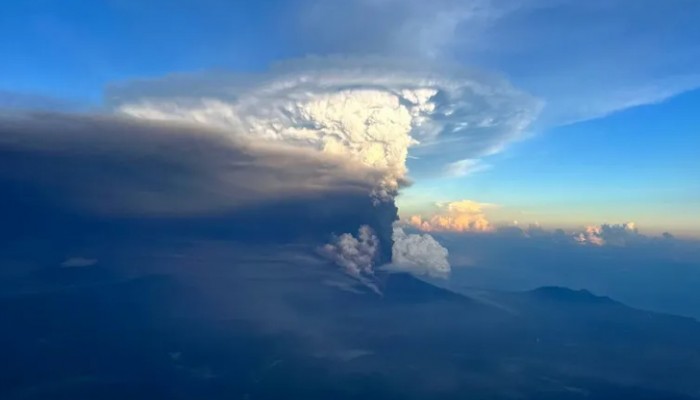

{"left": 408, "top": 200, "right": 493, "bottom": 233}
{"left": 573, "top": 222, "right": 642, "bottom": 247}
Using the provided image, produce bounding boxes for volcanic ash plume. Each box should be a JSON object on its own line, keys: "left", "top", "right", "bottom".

{"left": 111, "top": 58, "right": 540, "bottom": 286}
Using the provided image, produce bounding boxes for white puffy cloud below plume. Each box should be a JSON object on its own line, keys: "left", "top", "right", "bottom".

{"left": 388, "top": 226, "right": 451, "bottom": 278}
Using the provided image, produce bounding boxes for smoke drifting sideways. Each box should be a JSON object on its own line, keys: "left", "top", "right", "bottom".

{"left": 0, "top": 113, "right": 398, "bottom": 249}
{"left": 106, "top": 57, "right": 540, "bottom": 287}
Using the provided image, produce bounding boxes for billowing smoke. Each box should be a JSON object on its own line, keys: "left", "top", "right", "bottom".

{"left": 320, "top": 225, "right": 381, "bottom": 293}
{"left": 111, "top": 58, "right": 540, "bottom": 199}
{"left": 109, "top": 57, "right": 540, "bottom": 285}
{"left": 321, "top": 224, "right": 451, "bottom": 290}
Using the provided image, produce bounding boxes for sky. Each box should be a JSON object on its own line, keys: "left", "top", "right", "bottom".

{"left": 1, "top": 0, "right": 699, "bottom": 237}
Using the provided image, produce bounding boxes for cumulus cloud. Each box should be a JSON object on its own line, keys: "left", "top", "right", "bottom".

{"left": 388, "top": 225, "right": 451, "bottom": 278}
{"left": 408, "top": 200, "right": 493, "bottom": 232}
{"left": 109, "top": 57, "right": 541, "bottom": 198}
{"left": 321, "top": 225, "right": 381, "bottom": 292}
{"left": 574, "top": 223, "right": 640, "bottom": 247}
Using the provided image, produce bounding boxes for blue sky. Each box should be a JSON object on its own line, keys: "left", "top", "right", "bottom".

{"left": 401, "top": 88, "right": 700, "bottom": 235}
{"left": 2, "top": 0, "right": 699, "bottom": 236}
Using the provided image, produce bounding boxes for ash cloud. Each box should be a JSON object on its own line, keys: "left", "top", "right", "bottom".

{"left": 109, "top": 57, "right": 541, "bottom": 197}
{"left": 0, "top": 112, "right": 397, "bottom": 255}
{"left": 1, "top": 57, "right": 541, "bottom": 288}
{"left": 0, "top": 113, "right": 382, "bottom": 216}
{"left": 320, "top": 225, "right": 381, "bottom": 293}
{"left": 105, "top": 57, "right": 540, "bottom": 284}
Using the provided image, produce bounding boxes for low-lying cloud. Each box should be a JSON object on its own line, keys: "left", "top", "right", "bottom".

{"left": 408, "top": 200, "right": 493, "bottom": 233}
{"left": 574, "top": 223, "right": 640, "bottom": 247}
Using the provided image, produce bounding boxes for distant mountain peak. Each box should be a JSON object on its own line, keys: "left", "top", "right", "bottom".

{"left": 529, "top": 286, "right": 617, "bottom": 305}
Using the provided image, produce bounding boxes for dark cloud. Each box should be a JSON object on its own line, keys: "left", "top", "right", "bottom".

{"left": 0, "top": 113, "right": 398, "bottom": 264}
{"left": 0, "top": 113, "right": 384, "bottom": 215}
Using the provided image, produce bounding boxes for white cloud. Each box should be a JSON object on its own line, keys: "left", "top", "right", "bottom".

{"left": 574, "top": 222, "right": 640, "bottom": 247}
{"left": 388, "top": 225, "right": 451, "bottom": 278}
{"left": 443, "top": 158, "right": 491, "bottom": 177}
{"left": 408, "top": 200, "right": 494, "bottom": 232}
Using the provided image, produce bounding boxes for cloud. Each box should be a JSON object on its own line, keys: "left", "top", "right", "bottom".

{"left": 573, "top": 222, "right": 641, "bottom": 247}
{"left": 0, "top": 112, "right": 411, "bottom": 266}
{"left": 0, "top": 112, "right": 383, "bottom": 216}
{"left": 443, "top": 158, "right": 491, "bottom": 177}
{"left": 295, "top": 0, "right": 700, "bottom": 125}
{"left": 297, "top": 0, "right": 505, "bottom": 59}
{"left": 408, "top": 200, "right": 493, "bottom": 232}
{"left": 387, "top": 225, "right": 450, "bottom": 278}
{"left": 2, "top": 58, "right": 542, "bottom": 286}
{"left": 109, "top": 56, "right": 541, "bottom": 195}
